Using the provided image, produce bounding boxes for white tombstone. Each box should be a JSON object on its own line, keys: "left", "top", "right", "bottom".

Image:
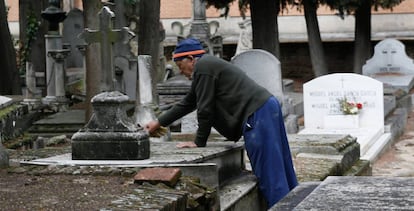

{"left": 299, "top": 73, "right": 391, "bottom": 161}
{"left": 363, "top": 38, "right": 414, "bottom": 92}
{"left": 231, "top": 49, "right": 284, "bottom": 105}
{"left": 136, "top": 55, "right": 170, "bottom": 141}
{"left": 0, "top": 96, "right": 12, "bottom": 110}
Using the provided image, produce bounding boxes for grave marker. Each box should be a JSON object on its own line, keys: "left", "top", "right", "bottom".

{"left": 231, "top": 49, "right": 299, "bottom": 133}
{"left": 363, "top": 38, "right": 414, "bottom": 92}
{"left": 72, "top": 7, "right": 148, "bottom": 160}
{"left": 62, "top": 8, "right": 84, "bottom": 68}
{"left": 299, "top": 73, "right": 391, "bottom": 161}
{"left": 231, "top": 49, "right": 284, "bottom": 105}
{"left": 79, "top": 6, "right": 134, "bottom": 92}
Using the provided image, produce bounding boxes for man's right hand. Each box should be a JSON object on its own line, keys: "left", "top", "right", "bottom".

{"left": 145, "top": 120, "right": 160, "bottom": 133}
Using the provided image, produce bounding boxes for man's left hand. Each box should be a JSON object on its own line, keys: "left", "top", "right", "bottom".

{"left": 176, "top": 141, "right": 197, "bottom": 148}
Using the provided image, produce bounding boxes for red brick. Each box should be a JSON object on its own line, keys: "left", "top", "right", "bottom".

{"left": 134, "top": 167, "right": 182, "bottom": 187}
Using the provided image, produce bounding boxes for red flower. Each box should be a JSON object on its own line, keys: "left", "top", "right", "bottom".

{"left": 357, "top": 103, "right": 363, "bottom": 109}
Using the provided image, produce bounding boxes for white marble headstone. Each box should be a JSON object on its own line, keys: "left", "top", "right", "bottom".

{"left": 300, "top": 73, "right": 389, "bottom": 160}
{"left": 231, "top": 49, "right": 284, "bottom": 103}
{"left": 303, "top": 73, "right": 384, "bottom": 130}
{"left": 363, "top": 38, "right": 414, "bottom": 91}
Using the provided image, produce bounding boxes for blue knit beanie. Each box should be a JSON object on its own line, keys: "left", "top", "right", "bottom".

{"left": 173, "top": 38, "right": 206, "bottom": 61}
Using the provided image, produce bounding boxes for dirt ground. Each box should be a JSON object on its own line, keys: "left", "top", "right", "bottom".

{"left": 0, "top": 170, "right": 136, "bottom": 210}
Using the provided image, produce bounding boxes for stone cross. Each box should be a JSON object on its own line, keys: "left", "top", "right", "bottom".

{"left": 79, "top": 6, "right": 134, "bottom": 92}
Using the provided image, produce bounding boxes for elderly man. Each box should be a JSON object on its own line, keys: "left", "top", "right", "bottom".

{"left": 146, "top": 38, "right": 297, "bottom": 208}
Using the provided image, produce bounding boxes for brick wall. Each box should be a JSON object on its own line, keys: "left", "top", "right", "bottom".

{"left": 5, "top": 0, "right": 19, "bottom": 21}
{"left": 7, "top": 0, "right": 414, "bottom": 21}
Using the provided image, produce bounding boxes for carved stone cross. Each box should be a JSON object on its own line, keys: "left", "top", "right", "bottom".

{"left": 79, "top": 6, "right": 135, "bottom": 92}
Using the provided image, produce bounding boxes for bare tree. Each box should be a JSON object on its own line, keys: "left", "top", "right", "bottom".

{"left": 327, "top": 0, "right": 404, "bottom": 73}
{"left": 302, "top": 0, "right": 328, "bottom": 76}
{"left": 138, "top": 0, "right": 161, "bottom": 101}
{"left": 0, "top": 1, "right": 21, "bottom": 95}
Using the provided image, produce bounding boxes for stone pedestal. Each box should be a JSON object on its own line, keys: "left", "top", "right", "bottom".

{"left": 72, "top": 91, "right": 149, "bottom": 160}
{"left": 43, "top": 49, "right": 71, "bottom": 111}
{"left": 48, "top": 49, "right": 70, "bottom": 99}
{"left": 45, "top": 34, "right": 63, "bottom": 98}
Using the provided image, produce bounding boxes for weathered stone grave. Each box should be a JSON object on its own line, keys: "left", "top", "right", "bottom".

{"left": 72, "top": 7, "right": 148, "bottom": 160}
{"left": 62, "top": 8, "right": 84, "bottom": 69}
{"left": 299, "top": 73, "right": 391, "bottom": 161}
{"left": 72, "top": 91, "right": 149, "bottom": 160}
{"left": 78, "top": 6, "right": 134, "bottom": 93}
{"left": 231, "top": 49, "right": 299, "bottom": 133}
{"left": 363, "top": 38, "right": 414, "bottom": 92}
{"left": 112, "top": 0, "right": 139, "bottom": 100}
{"left": 272, "top": 176, "right": 414, "bottom": 210}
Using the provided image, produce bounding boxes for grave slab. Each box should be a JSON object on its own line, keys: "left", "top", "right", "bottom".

{"left": 0, "top": 96, "right": 12, "bottom": 109}
{"left": 21, "top": 141, "right": 244, "bottom": 184}
{"left": 292, "top": 176, "right": 414, "bottom": 210}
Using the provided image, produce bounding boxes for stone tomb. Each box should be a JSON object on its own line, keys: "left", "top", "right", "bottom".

{"left": 299, "top": 73, "right": 391, "bottom": 161}
{"left": 272, "top": 176, "right": 414, "bottom": 210}
{"left": 363, "top": 38, "right": 414, "bottom": 92}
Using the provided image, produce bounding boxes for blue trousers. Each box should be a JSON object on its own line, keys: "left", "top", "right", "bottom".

{"left": 243, "top": 96, "right": 298, "bottom": 208}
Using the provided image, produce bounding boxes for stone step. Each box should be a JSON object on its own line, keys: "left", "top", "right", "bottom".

{"left": 28, "top": 109, "right": 85, "bottom": 137}
{"left": 29, "top": 110, "right": 85, "bottom": 128}
{"left": 219, "top": 172, "right": 266, "bottom": 211}
{"left": 270, "top": 181, "right": 320, "bottom": 211}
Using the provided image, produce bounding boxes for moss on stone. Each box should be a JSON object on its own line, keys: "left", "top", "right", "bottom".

{"left": 0, "top": 104, "right": 18, "bottom": 119}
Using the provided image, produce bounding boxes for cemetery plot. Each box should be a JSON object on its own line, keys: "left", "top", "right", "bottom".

{"left": 299, "top": 73, "right": 391, "bottom": 161}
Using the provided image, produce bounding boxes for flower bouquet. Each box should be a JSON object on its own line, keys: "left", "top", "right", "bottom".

{"left": 338, "top": 97, "right": 363, "bottom": 115}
